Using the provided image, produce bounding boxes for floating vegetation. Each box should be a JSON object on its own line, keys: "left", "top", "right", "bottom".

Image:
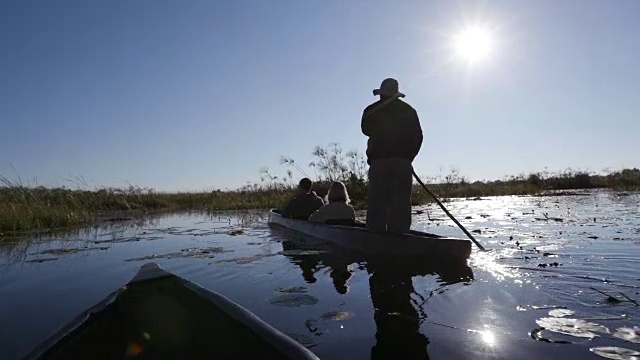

{"left": 530, "top": 328, "right": 571, "bottom": 344}
{"left": 94, "top": 236, "right": 143, "bottom": 244}
{"left": 305, "top": 319, "right": 318, "bottom": 333}
{"left": 548, "top": 309, "right": 575, "bottom": 318}
{"left": 537, "top": 262, "right": 561, "bottom": 268}
{"left": 94, "top": 236, "right": 163, "bottom": 244}
{"left": 151, "top": 227, "right": 220, "bottom": 237}
{"left": 269, "top": 293, "right": 319, "bottom": 307}
{"left": 192, "top": 230, "right": 219, "bottom": 237}
{"left": 125, "top": 254, "right": 165, "bottom": 262}
{"left": 213, "top": 253, "right": 276, "bottom": 265}
{"left": 25, "top": 257, "right": 58, "bottom": 263}
{"left": 276, "top": 286, "right": 308, "bottom": 294}
{"left": 517, "top": 304, "right": 567, "bottom": 312}
{"left": 613, "top": 326, "right": 640, "bottom": 344}
{"left": 535, "top": 214, "right": 564, "bottom": 222}
{"left": 536, "top": 317, "right": 609, "bottom": 339}
{"left": 124, "top": 247, "right": 231, "bottom": 262}
{"left": 30, "top": 247, "right": 109, "bottom": 256}
{"left": 590, "top": 346, "right": 640, "bottom": 360}
{"left": 279, "top": 250, "right": 327, "bottom": 256}
{"left": 320, "top": 311, "right": 352, "bottom": 321}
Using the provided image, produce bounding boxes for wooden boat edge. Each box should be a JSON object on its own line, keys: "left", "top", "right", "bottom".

{"left": 22, "top": 262, "right": 320, "bottom": 360}
{"left": 21, "top": 283, "right": 123, "bottom": 359}
{"left": 268, "top": 209, "right": 472, "bottom": 261}
{"left": 267, "top": 209, "right": 469, "bottom": 241}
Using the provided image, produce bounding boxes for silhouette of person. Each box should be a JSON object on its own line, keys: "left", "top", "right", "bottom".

{"left": 279, "top": 234, "right": 473, "bottom": 360}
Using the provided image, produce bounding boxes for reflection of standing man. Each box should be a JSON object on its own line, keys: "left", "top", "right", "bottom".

{"left": 361, "top": 78, "right": 423, "bottom": 234}
{"left": 368, "top": 261, "right": 429, "bottom": 359}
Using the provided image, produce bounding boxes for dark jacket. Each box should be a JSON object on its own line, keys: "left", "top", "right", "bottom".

{"left": 282, "top": 191, "right": 325, "bottom": 220}
{"left": 361, "top": 98, "right": 423, "bottom": 164}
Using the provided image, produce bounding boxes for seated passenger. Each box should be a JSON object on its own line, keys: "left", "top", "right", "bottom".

{"left": 282, "top": 178, "right": 325, "bottom": 220}
{"left": 309, "top": 181, "right": 356, "bottom": 225}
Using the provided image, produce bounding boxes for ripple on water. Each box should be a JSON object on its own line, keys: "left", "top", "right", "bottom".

{"left": 285, "top": 333, "right": 317, "bottom": 349}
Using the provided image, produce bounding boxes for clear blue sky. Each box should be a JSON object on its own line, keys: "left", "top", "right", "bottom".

{"left": 2, "top": 0, "right": 639, "bottom": 191}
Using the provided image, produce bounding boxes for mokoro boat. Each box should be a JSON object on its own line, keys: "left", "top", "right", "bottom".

{"left": 23, "top": 263, "right": 320, "bottom": 360}
{"left": 268, "top": 209, "right": 472, "bottom": 261}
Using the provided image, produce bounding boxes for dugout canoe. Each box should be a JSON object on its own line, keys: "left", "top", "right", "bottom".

{"left": 268, "top": 209, "right": 472, "bottom": 262}
{"left": 22, "top": 263, "right": 320, "bottom": 360}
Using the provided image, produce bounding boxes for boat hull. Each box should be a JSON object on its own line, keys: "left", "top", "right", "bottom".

{"left": 268, "top": 209, "right": 472, "bottom": 262}
{"left": 22, "top": 263, "right": 320, "bottom": 360}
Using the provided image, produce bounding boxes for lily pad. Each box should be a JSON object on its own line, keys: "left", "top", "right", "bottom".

{"left": 536, "top": 317, "right": 609, "bottom": 339}
{"left": 269, "top": 293, "right": 319, "bottom": 307}
{"left": 613, "top": 326, "right": 640, "bottom": 344}
{"left": 276, "top": 286, "right": 308, "bottom": 294}
{"left": 320, "top": 311, "right": 352, "bottom": 321}
{"left": 548, "top": 309, "right": 575, "bottom": 318}
{"left": 590, "top": 346, "right": 640, "bottom": 360}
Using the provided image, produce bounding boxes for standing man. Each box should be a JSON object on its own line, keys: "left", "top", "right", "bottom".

{"left": 361, "top": 78, "right": 423, "bottom": 233}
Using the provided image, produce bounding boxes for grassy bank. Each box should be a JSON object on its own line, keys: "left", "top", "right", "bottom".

{"left": 1, "top": 168, "right": 638, "bottom": 234}
{"left": 0, "top": 181, "right": 295, "bottom": 234}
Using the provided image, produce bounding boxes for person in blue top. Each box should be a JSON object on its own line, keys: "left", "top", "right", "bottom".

{"left": 361, "top": 78, "right": 423, "bottom": 234}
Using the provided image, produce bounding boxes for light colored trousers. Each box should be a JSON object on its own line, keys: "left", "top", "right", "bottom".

{"left": 366, "top": 158, "right": 413, "bottom": 233}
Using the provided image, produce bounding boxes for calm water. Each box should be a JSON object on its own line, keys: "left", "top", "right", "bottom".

{"left": 1, "top": 190, "right": 639, "bottom": 359}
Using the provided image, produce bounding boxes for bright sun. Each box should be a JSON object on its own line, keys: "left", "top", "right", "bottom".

{"left": 453, "top": 26, "right": 493, "bottom": 64}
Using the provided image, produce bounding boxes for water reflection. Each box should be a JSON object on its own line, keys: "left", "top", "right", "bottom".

{"left": 480, "top": 329, "right": 496, "bottom": 346}
{"left": 0, "top": 214, "right": 162, "bottom": 264}
{"left": 2, "top": 191, "right": 638, "bottom": 359}
{"left": 278, "top": 229, "right": 474, "bottom": 359}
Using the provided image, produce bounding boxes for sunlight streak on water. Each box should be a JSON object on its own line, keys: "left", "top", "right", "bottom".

{"left": 481, "top": 329, "right": 496, "bottom": 346}
{"left": 469, "top": 250, "right": 521, "bottom": 282}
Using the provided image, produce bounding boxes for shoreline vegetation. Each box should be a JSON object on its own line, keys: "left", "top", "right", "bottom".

{"left": 1, "top": 144, "right": 639, "bottom": 235}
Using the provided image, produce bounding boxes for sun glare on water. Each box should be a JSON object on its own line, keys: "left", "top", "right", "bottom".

{"left": 453, "top": 26, "right": 494, "bottom": 64}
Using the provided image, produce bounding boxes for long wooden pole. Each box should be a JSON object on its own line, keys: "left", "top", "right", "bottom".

{"left": 412, "top": 170, "right": 487, "bottom": 251}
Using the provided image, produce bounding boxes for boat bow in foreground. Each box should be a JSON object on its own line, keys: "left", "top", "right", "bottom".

{"left": 23, "top": 263, "right": 320, "bottom": 360}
